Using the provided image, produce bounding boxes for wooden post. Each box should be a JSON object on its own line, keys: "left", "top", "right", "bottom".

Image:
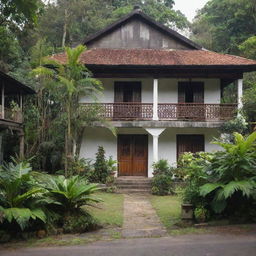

{"left": 19, "top": 131, "right": 25, "bottom": 159}
{"left": 20, "top": 94, "right": 23, "bottom": 111}
{"left": 1, "top": 84, "right": 4, "bottom": 119}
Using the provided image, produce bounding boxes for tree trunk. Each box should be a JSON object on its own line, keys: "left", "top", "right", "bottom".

{"left": 75, "top": 127, "right": 85, "bottom": 157}
{"left": 62, "top": 9, "right": 68, "bottom": 48}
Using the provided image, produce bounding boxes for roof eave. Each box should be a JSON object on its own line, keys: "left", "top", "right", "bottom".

{"left": 85, "top": 64, "right": 256, "bottom": 72}
{"left": 0, "top": 71, "right": 36, "bottom": 95}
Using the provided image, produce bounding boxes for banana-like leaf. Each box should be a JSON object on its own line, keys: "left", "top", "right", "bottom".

{"left": 200, "top": 183, "right": 223, "bottom": 196}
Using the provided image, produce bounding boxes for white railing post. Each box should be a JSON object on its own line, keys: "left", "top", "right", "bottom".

{"left": 153, "top": 78, "right": 159, "bottom": 120}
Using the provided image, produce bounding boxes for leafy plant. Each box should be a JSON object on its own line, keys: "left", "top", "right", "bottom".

{"left": 194, "top": 206, "right": 209, "bottom": 223}
{"left": 152, "top": 159, "right": 174, "bottom": 195}
{"left": 199, "top": 132, "right": 256, "bottom": 214}
{"left": 38, "top": 175, "right": 101, "bottom": 215}
{"left": 92, "top": 146, "right": 110, "bottom": 184}
{"left": 0, "top": 161, "right": 46, "bottom": 230}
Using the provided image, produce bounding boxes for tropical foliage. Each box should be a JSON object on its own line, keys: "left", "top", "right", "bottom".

{"left": 0, "top": 160, "right": 46, "bottom": 230}
{"left": 180, "top": 132, "right": 256, "bottom": 221}
{"left": 151, "top": 159, "right": 174, "bottom": 195}
{"left": 200, "top": 132, "right": 256, "bottom": 215}
{"left": 32, "top": 45, "right": 102, "bottom": 174}
{"left": 0, "top": 160, "right": 101, "bottom": 236}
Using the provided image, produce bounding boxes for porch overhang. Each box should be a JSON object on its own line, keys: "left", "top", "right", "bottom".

{"left": 86, "top": 64, "right": 250, "bottom": 79}
{"left": 87, "top": 120, "right": 225, "bottom": 128}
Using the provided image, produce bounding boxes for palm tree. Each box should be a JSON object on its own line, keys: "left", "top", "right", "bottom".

{"left": 32, "top": 45, "right": 103, "bottom": 175}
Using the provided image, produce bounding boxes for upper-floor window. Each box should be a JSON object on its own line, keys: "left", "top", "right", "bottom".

{"left": 114, "top": 82, "right": 141, "bottom": 103}
{"left": 178, "top": 82, "right": 204, "bottom": 103}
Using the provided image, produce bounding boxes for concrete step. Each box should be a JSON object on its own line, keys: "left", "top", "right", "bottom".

{"left": 118, "top": 188, "right": 151, "bottom": 194}
{"left": 115, "top": 181, "right": 151, "bottom": 186}
{"left": 117, "top": 184, "right": 151, "bottom": 189}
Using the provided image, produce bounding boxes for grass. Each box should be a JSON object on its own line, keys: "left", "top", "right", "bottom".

{"left": 86, "top": 192, "right": 124, "bottom": 227}
{"left": 150, "top": 195, "right": 208, "bottom": 235}
{"left": 150, "top": 195, "right": 182, "bottom": 230}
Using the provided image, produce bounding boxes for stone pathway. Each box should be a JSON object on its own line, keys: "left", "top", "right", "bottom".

{"left": 122, "top": 194, "right": 167, "bottom": 238}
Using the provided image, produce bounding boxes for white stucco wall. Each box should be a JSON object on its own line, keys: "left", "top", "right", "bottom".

{"left": 79, "top": 127, "right": 117, "bottom": 160}
{"left": 80, "top": 127, "right": 221, "bottom": 177}
{"left": 79, "top": 78, "right": 221, "bottom": 104}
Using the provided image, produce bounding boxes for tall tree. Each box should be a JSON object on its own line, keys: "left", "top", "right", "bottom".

{"left": 32, "top": 45, "right": 102, "bottom": 174}
{"left": 191, "top": 0, "right": 256, "bottom": 53}
{"left": 36, "top": 0, "right": 189, "bottom": 48}
{"left": 0, "top": 0, "right": 43, "bottom": 27}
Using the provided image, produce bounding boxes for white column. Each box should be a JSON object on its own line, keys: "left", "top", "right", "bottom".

{"left": 145, "top": 128, "right": 165, "bottom": 177}
{"left": 152, "top": 134, "right": 159, "bottom": 162}
{"left": 1, "top": 85, "right": 4, "bottom": 119}
{"left": 153, "top": 78, "right": 159, "bottom": 120}
{"left": 237, "top": 78, "right": 243, "bottom": 110}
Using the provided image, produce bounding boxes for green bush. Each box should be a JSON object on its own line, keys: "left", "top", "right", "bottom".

{"left": 91, "top": 146, "right": 109, "bottom": 183}
{"left": 179, "top": 132, "right": 256, "bottom": 222}
{"left": 151, "top": 159, "right": 174, "bottom": 195}
{"left": 199, "top": 132, "right": 256, "bottom": 217}
{"left": 194, "top": 206, "right": 209, "bottom": 223}
{"left": 178, "top": 152, "right": 212, "bottom": 206}
{"left": 0, "top": 160, "right": 47, "bottom": 231}
{"left": 63, "top": 211, "right": 98, "bottom": 233}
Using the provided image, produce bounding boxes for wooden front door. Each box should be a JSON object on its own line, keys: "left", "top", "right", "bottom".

{"left": 118, "top": 135, "right": 148, "bottom": 176}
{"left": 177, "top": 134, "right": 205, "bottom": 161}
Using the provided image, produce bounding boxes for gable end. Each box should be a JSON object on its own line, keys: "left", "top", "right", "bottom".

{"left": 83, "top": 10, "right": 202, "bottom": 50}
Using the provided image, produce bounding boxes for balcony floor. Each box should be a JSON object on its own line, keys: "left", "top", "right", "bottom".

{"left": 91, "top": 120, "right": 226, "bottom": 128}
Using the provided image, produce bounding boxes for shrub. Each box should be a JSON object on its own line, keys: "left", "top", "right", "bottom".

{"left": 199, "top": 132, "right": 256, "bottom": 217}
{"left": 194, "top": 206, "right": 209, "bottom": 223}
{"left": 219, "top": 116, "right": 248, "bottom": 141}
{"left": 0, "top": 160, "right": 47, "bottom": 231}
{"left": 92, "top": 146, "right": 109, "bottom": 183}
{"left": 63, "top": 211, "right": 98, "bottom": 233}
{"left": 178, "top": 152, "right": 212, "bottom": 206}
{"left": 151, "top": 159, "right": 174, "bottom": 195}
{"left": 39, "top": 175, "right": 101, "bottom": 215}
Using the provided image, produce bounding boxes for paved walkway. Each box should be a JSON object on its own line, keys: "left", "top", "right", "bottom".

{"left": 122, "top": 194, "right": 167, "bottom": 238}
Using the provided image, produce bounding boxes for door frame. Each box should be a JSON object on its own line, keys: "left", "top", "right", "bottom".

{"left": 117, "top": 134, "right": 148, "bottom": 177}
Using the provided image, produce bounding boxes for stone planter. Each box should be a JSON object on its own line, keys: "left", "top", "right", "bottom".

{"left": 181, "top": 203, "right": 193, "bottom": 220}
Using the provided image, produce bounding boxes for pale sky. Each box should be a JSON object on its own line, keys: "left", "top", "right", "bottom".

{"left": 174, "top": 0, "right": 210, "bottom": 21}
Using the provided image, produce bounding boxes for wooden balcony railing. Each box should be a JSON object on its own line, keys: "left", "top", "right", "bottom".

{"left": 0, "top": 106, "right": 23, "bottom": 123}
{"left": 158, "top": 103, "right": 237, "bottom": 121}
{"left": 82, "top": 103, "right": 237, "bottom": 121}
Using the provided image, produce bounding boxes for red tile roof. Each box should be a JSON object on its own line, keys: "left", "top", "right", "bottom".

{"left": 51, "top": 48, "right": 256, "bottom": 67}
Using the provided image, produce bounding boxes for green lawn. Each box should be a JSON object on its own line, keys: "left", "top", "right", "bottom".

{"left": 150, "top": 195, "right": 208, "bottom": 235}
{"left": 85, "top": 192, "right": 124, "bottom": 227}
{"left": 150, "top": 195, "right": 182, "bottom": 230}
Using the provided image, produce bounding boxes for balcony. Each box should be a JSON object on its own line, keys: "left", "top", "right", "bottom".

{"left": 82, "top": 103, "right": 237, "bottom": 121}
{"left": 0, "top": 106, "right": 23, "bottom": 123}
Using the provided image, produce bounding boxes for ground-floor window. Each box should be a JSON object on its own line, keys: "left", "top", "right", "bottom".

{"left": 176, "top": 134, "right": 205, "bottom": 160}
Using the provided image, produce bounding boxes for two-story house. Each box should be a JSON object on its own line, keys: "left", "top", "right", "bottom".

{"left": 53, "top": 7, "right": 256, "bottom": 178}
{"left": 0, "top": 71, "right": 35, "bottom": 162}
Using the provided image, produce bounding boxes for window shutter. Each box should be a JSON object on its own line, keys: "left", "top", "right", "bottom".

{"left": 193, "top": 82, "right": 204, "bottom": 103}
{"left": 178, "top": 82, "right": 187, "bottom": 103}
{"left": 132, "top": 82, "right": 141, "bottom": 102}
{"left": 114, "top": 82, "right": 124, "bottom": 102}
